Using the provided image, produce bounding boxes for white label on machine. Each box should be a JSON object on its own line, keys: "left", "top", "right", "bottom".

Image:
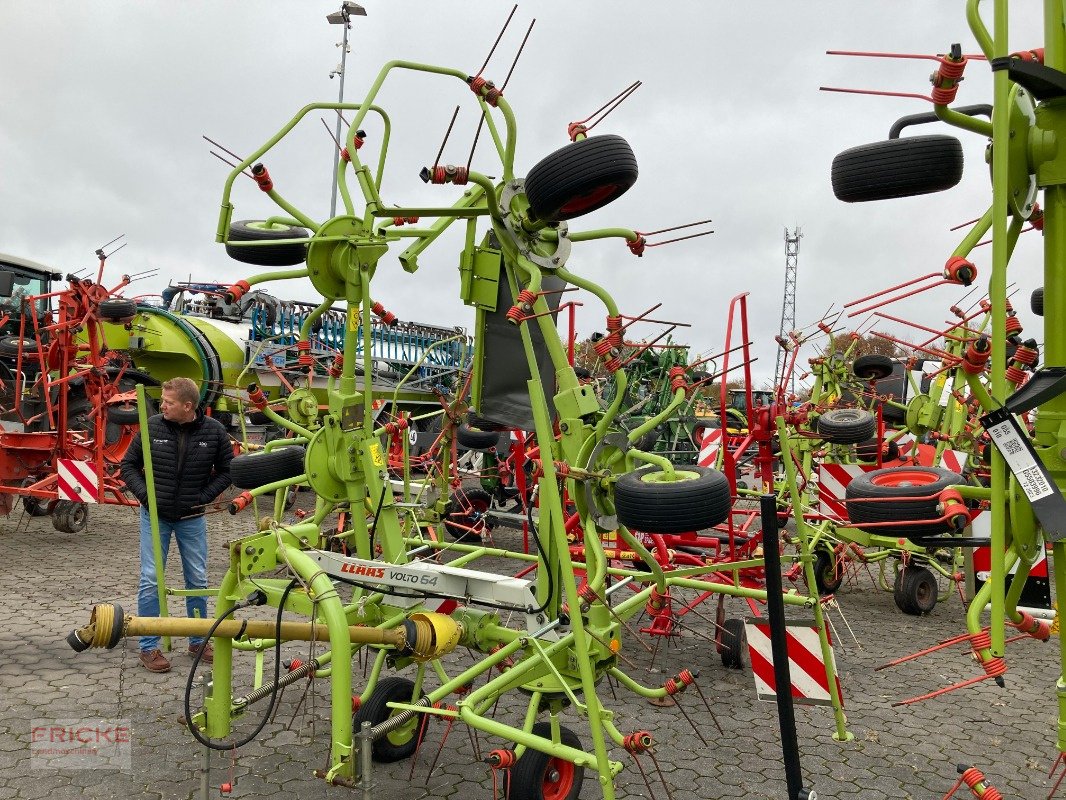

{"left": 986, "top": 418, "right": 1053, "bottom": 501}
{"left": 937, "top": 376, "right": 953, "bottom": 408}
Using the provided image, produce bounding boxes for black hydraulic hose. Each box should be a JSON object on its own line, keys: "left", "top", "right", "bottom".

{"left": 182, "top": 581, "right": 296, "bottom": 751}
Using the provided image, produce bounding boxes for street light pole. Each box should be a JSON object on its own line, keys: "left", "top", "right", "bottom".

{"left": 327, "top": 2, "right": 366, "bottom": 218}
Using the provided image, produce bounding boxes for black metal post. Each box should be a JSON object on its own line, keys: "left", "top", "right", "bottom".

{"left": 760, "top": 493, "right": 813, "bottom": 800}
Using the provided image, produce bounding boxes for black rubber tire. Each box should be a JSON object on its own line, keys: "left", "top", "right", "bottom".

{"left": 720, "top": 618, "right": 746, "bottom": 669}
{"left": 107, "top": 397, "right": 157, "bottom": 425}
{"left": 97, "top": 298, "right": 137, "bottom": 322}
{"left": 456, "top": 422, "right": 501, "bottom": 451}
{"left": 812, "top": 548, "right": 843, "bottom": 595}
{"left": 225, "top": 220, "right": 310, "bottom": 267}
{"left": 1032, "top": 286, "right": 1044, "bottom": 317}
{"left": 832, "top": 135, "right": 964, "bottom": 202}
{"left": 855, "top": 438, "right": 900, "bottom": 463}
{"left": 816, "top": 409, "right": 876, "bottom": 444}
{"left": 573, "top": 366, "right": 592, "bottom": 380}
{"left": 524, "top": 134, "right": 638, "bottom": 223}
{"left": 0, "top": 336, "right": 41, "bottom": 374}
{"left": 467, "top": 412, "right": 507, "bottom": 432}
{"left": 615, "top": 465, "right": 731, "bottom": 534}
{"left": 845, "top": 466, "right": 963, "bottom": 538}
{"left": 229, "top": 446, "right": 305, "bottom": 490}
{"left": 442, "top": 488, "right": 493, "bottom": 542}
{"left": 634, "top": 427, "right": 660, "bottom": 452}
{"left": 351, "top": 677, "right": 422, "bottom": 763}
{"left": 51, "top": 500, "right": 88, "bottom": 533}
{"left": 853, "top": 354, "right": 894, "bottom": 381}
{"left": 894, "top": 565, "right": 938, "bottom": 615}
{"left": 881, "top": 402, "right": 907, "bottom": 424}
{"left": 510, "top": 722, "right": 584, "bottom": 800}
{"left": 21, "top": 477, "right": 54, "bottom": 517}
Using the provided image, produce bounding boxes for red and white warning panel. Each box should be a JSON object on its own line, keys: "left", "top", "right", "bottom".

{"left": 57, "top": 459, "right": 99, "bottom": 503}
{"left": 745, "top": 619, "right": 842, "bottom": 707}
{"left": 969, "top": 511, "right": 1052, "bottom": 618}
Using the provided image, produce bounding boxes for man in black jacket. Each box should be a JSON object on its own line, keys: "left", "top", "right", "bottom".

{"left": 121, "top": 377, "right": 233, "bottom": 673}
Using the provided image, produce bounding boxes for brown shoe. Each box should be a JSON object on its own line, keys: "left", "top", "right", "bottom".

{"left": 139, "top": 649, "right": 171, "bottom": 673}
{"left": 189, "top": 642, "right": 213, "bottom": 664}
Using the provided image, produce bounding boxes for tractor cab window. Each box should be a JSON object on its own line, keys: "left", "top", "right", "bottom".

{"left": 0, "top": 272, "right": 47, "bottom": 317}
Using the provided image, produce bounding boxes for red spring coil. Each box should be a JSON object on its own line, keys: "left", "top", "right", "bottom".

{"left": 251, "top": 163, "right": 273, "bottom": 192}
{"left": 351, "top": 695, "right": 361, "bottom": 712}
{"left": 677, "top": 669, "right": 695, "bottom": 686}
{"left": 960, "top": 767, "right": 1003, "bottom": 800}
{"left": 371, "top": 301, "right": 398, "bottom": 326}
{"left": 623, "top": 731, "right": 654, "bottom": 753}
{"left": 1031, "top": 203, "right": 1045, "bottom": 231}
{"left": 297, "top": 339, "right": 314, "bottom": 366}
{"left": 646, "top": 587, "right": 669, "bottom": 613}
{"left": 962, "top": 338, "right": 991, "bottom": 375}
{"left": 288, "top": 658, "right": 303, "bottom": 671}
{"left": 605, "top": 315, "right": 623, "bottom": 348}
{"left": 392, "top": 216, "right": 420, "bottom": 226}
{"left": 669, "top": 365, "right": 687, "bottom": 392}
{"left": 246, "top": 384, "right": 268, "bottom": 409}
{"left": 507, "top": 289, "right": 537, "bottom": 323}
{"left": 485, "top": 749, "right": 516, "bottom": 768}
{"left": 505, "top": 305, "right": 526, "bottom": 324}
{"left": 568, "top": 122, "right": 588, "bottom": 142}
{"left": 1005, "top": 314, "right": 1023, "bottom": 335}
{"left": 1005, "top": 365, "right": 1027, "bottom": 385}
{"left": 226, "top": 280, "right": 251, "bottom": 303}
{"left": 627, "top": 235, "right": 646, "bottom": 257}
{"left": 1011, "top": 48, "right": 1044, "bottom": 63}
{"left": 329, "top": 355, "right": 344, "bottom": 378}
{"left": 469, "top": 76, "right": 501, "bottom": 106}
{"left": 944, "top": 256, "right": 977, "bottom": 286}
{"left": 1013, "top": 610, "right": 1052, "bottom": 641}
{"left": 937, "top": 489, "right": 969, "bottom": 531}
{"left": 664, "top": 678, "right": 679, "bottom": 696}
{"left": 1012, "top": 346, "right": 1038, "bottom": 366}
{"left": 340, "top": 147, "right": 351, "bottom": 163}
{"left": 969, "top": 630, "right": 1007, "bottom": 677}
{"left": 578, "top": 584, "right": 597, "bottom": 604}
{"left": 352, "top": 133, "right": 365, "bottom": 150}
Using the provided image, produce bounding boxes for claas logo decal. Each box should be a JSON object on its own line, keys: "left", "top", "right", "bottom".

{"left": 340, "top": 563, "right": 386, "bottom": 578}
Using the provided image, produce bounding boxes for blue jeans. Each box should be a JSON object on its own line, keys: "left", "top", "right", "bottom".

{"left": 137, "top": 508, "right": 209, "bottom": 652}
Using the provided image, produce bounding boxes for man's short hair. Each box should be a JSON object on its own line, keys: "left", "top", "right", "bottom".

{"left": 161, "top": 377, "right": 200, "bottom": 406}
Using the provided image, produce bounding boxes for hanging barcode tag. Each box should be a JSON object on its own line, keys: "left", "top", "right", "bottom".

{"left": 980, "top": 407, "right": 1066, "bottom": 540}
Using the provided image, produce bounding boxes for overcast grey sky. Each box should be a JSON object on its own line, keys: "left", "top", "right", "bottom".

{"left": 0, "top": 2, "right": 1048, "bottom": 387}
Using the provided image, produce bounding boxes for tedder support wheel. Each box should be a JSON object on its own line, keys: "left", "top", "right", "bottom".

{"left": 853, "top": 353, "right": 894, "bottom": 381}
{"left": 225, "top": 220, "right": 310, "bottom": 267}
{"left": 442, "top": 488, "right": 493, "bottom": 542}
{"left": 0, "top": 336, "right": 42, "bottom": 373}
{"left": 524, "top": 134, "right": 639, "bottom": 223}
{"left": 845, "top": 466, "right": 963, "bottom": 540}
{"left": 1032, "top": 286, "right": 1044, "bottom": 317}
{"left": 816, "top": 408, "right": 876, "bottom": 445}
{"left": 107, "top": 397, "right": 157, "bottom": 425}
{"left": 831, "top": 135, "right": 964, "bottom": 203}
{"left": 719, "top": 618, "right": 746, "bottom": 669}
{"left": 893, "top": 565, "right": 938, "bottom": 615}
{"left": 351, "top": 677, "right": 421, "bottom": 763}
{"left": 811, "top": 548, "right": 843, "bottom": 595}
{"left": 614, "top": 465, "right": 731, "bottom": 534}
{"left": 510, "top": 721, "right": 584, "bottom": 800}
{"left": 97, "top": 298, "right": 137, "bottom": 322}
{"left": 52, "top": 500, "right": 88, "bottom": 533}
{"left": 21, "top": 477, "right": 54, "bottom": 517}
{"left": 456, "top": 422, "right": 502, "bottom": 451}
{"left": 230, "top": 446, "right": 306, "bottom": 490}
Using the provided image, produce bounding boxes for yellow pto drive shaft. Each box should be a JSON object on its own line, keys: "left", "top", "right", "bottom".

{"left": 67, "top": 603, "right": 463, "bottom": 662}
